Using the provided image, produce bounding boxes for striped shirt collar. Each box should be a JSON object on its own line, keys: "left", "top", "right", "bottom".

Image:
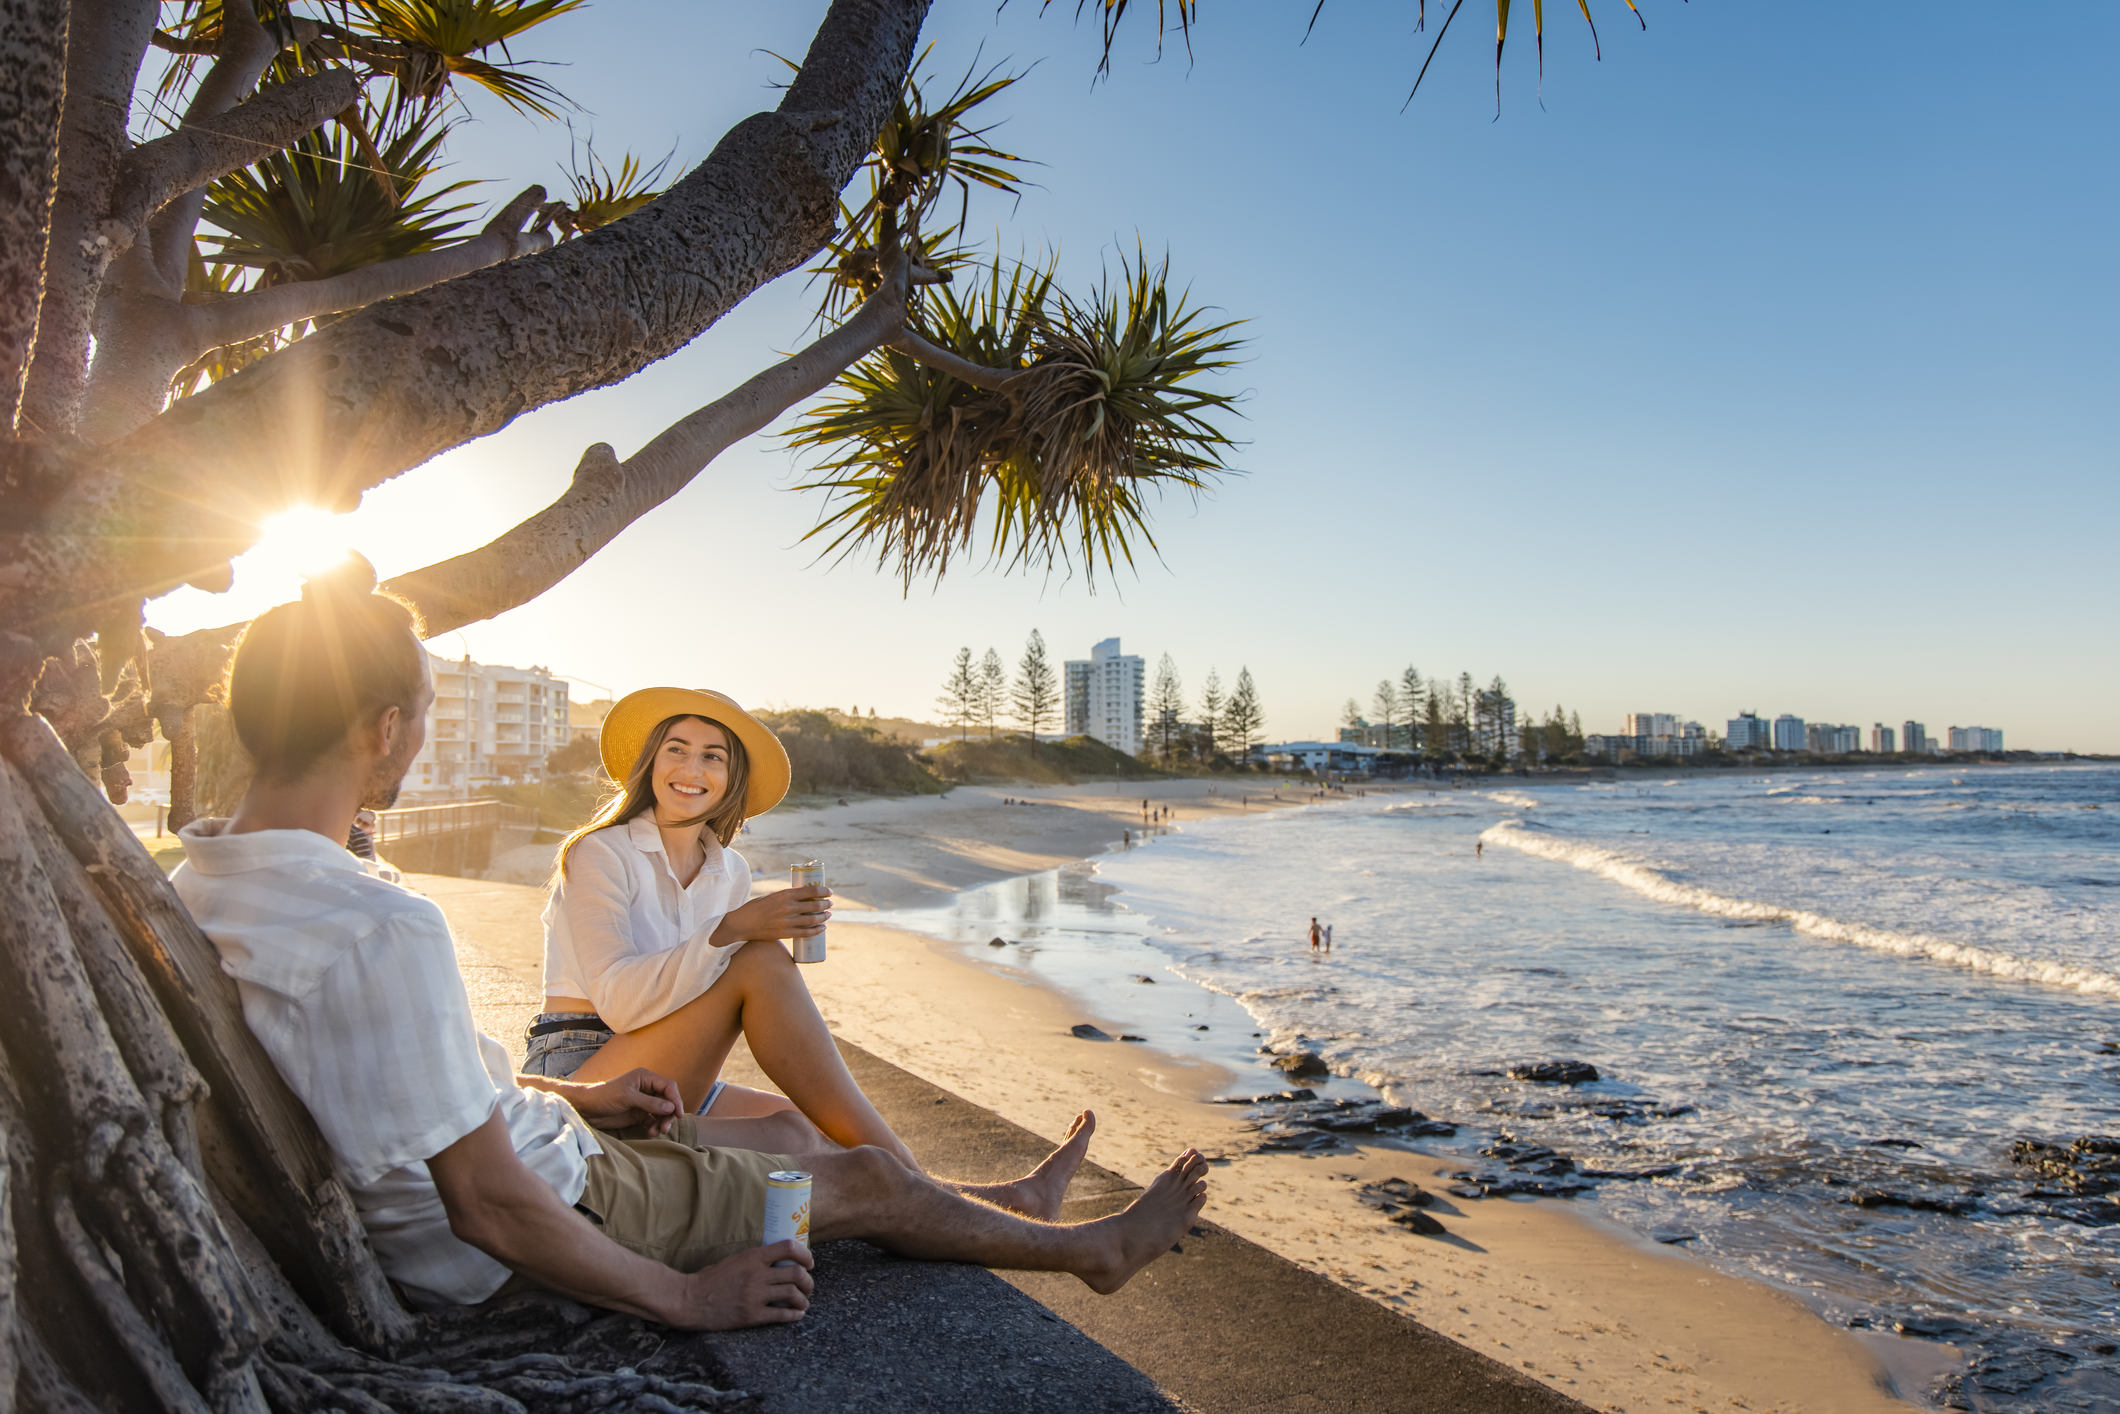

{"left": 179, "top": 817, "right": 366, "bottom": 876}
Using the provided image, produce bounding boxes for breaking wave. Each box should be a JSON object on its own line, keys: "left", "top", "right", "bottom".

{"left": 1482, "top": 790, "right": 1541, "bottom": 811}
{"left": 1481, "top": 820, "right": 2120, "bottom": 999}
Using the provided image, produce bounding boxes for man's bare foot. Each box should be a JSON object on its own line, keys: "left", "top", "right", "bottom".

{"left": 958, "top": 1110, "right": 1097, "bottom": 1219}
{"left": 1078, "top": 1149, "right": 1210, "bottom": 1295}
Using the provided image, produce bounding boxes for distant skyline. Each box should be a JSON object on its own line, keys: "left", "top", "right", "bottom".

{"left": 146, "top": 3, "right": 2120, "bottom": 752}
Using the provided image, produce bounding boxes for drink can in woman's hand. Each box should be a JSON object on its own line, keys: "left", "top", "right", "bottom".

{"left": 789, "top": 861, "right": 826, "bottom": 963}
{"left": 763, "top": 1169, "right": 811, "bottom": 1264}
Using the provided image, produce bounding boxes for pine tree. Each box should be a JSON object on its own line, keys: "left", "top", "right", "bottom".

{"left": 1372, "top": 679, "right": 1397, "bottom": 750}
{"left": 1225, "top": 667, "right": 1264, "bottom": 762}
{"left": 1148, "top": 654, "right": 1185, "bottom": 765}
{"left": 980, "top": 648, "right": 1006, "bottom": 739}
{"left": 937, "top": 647, "right": 978, "bottom": 739}
{"left": 1342, "top": 698, "right": 1365, "bottom": 732}
{"left": 1198, "top": 669, "right": 1226, "bottom": 761}
{"left": 1013, "top": 631, "right": 1058, "bottom": 742}
{"left": 1424, "top": 684, "right": 1447, "bottom": 762}
{"left": 1398, "top": 666, "right": 1424, "bottom": 752}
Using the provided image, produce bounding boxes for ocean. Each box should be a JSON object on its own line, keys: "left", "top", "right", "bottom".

{"left": 877, "top": 765, "right": 2120, "bottom": 1412}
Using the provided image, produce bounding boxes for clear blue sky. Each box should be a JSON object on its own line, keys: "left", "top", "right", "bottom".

{"left": 151, "top": 2, "right": 2120, "bottom": 750}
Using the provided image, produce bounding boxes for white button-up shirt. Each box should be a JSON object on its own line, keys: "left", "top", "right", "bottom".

{"left": 173, "top": 820, "right": 601, "bottom": 1308}
{"left": 541, "top": 815, "right": 755, "bottom": 1032}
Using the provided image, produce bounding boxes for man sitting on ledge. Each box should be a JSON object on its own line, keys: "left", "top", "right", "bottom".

{"left": 173, "top": 558, "right": 1208, "bottom": 1328}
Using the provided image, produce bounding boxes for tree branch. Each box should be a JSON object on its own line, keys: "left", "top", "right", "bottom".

{"left": 195, "top": 188, "right": 554, "bottom": 351}
{"left": 17, "top": 0, "right": 159, "bottom": 436}
{"left": 386, "top": 262, "right": 911, "bottom": 635}
{"left": 0, "top": 0, "right": 71, "bottom": 433}
{"left": 884, "top": 328, "right": 1024, "bottom": 393}
{"left": 104, "top": 71, "right": 363, "bottom": 258}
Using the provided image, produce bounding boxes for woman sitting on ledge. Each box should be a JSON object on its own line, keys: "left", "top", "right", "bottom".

{"left": 525, "top": 687, "right": 908, "bottom": 1158}
{"left": 526, "top": 687, "right": 1095, "bottom": 1213}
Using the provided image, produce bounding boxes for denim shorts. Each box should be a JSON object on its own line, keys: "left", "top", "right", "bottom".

{"left": 522, "top": 1012, "right": 610, "bottom": 1079}
{"left": 521, "top": 1011, "right": 728, "bottom": 1114}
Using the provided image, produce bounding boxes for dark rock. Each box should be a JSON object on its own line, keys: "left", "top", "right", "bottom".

{"left": 1650, "top": 1229, "right": 1699, "bottom": 1245}
{"left": 1866, "top": 1137, "right": 1924, "bottom": 1150}
{"left": 2009, "top": 1135, "right": 2120, "bottom": 1193}
{"left": 1270, "top": 1051, "right": 1330, "bottom": 1081}
{"left": 1209, "top": 1088, "right": 1317, "bottom": 1105}
{"left": 1119, "top": 1034, "right": 1147, "bottom": 1043}
{"left": 1070, "top": 1024, "right": 1112, "bottom": 1041}
{"left": 1194, "top": 1024, "right": 1210, "bottom": 1031}
{"left": 1446, "top": 1183, "right": 1488, "bottom": 1200}
{"left": 1576, "top": 1164, "right": 1682, "bottom": 1181}
{"left": 1130, "top": 974, "right": 1157, "bottom": 985}
{"left": 1848, "top": 1189, "right": 1978, "bottom": 1216}
{"left": 989, "top": 937, "right": 1007, "bottom": 947}
{"left": 1388, "top": 1208, "right": 1448, "bottom": 1235}
{"left": 1507, "top": 1060, "right": 1600, "bottom": 1085}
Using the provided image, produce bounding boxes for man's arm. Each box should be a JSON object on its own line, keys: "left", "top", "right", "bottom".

{"left": 517, "top": 1066, "right": 681, "bottom": 1135}
{"left": 427, "top": 1109, "right": 812, "bottom": 1329}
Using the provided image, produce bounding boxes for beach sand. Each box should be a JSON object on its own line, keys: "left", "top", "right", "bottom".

{"left": 439, "top": 778, "right": 1927, "bottom": 1413}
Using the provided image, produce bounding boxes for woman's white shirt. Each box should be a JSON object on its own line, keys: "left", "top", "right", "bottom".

{"left": 541, "top": 815, "right": 754, "bottom": 1032}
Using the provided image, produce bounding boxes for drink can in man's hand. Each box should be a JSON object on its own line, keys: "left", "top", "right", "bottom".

{"left": 762, "top": 1170, "right": 811, "bottom": 1265}
{"left": 789, "top": 861, "right": 826, "bottom": 963}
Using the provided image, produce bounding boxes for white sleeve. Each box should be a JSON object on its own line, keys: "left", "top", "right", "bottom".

{"left": 556, "top": 836, "right": 743, "bottom": 1034}
{"left": 302, "top": 909, "right": 499, "bottom": 1185}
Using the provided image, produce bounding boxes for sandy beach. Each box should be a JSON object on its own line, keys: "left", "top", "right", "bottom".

{"left": 440, "top": 778, "right": 1929, "bottom": 1413}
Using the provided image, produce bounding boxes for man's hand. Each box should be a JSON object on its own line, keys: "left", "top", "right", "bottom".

{"left": 556, "top": 1067, "right": 682, "bottom": 1135}
{"left": 671, "top": 1242, "right": 815, "bottom": 1329}
{"left": 714, "top": 885, "right": 831, "bottom": 945}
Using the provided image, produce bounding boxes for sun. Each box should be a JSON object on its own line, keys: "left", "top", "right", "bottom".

{"left": 249, "top": 505, "right": 355, "bottom": 586}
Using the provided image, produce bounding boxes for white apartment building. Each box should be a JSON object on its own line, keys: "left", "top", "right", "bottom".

{"left": 407, "top": 653, "right": 571, "bottom": 799}
{"left": 1772, "top": 713, "right": 1807, "bottom": 751}
{"left": 1624, "top": 712, "right": 1678, "bottom": 738}
{"left": 1948, "top": 725, "right": 2005, "bottom": 752}
{"left": 1726, "top": 711, "right": 1770, "bottom": 751}
{"left": 1903, "top": 720, "right": 1929, "bottom": 754}
{"left": 1871, "top": 723, "right": 1897, "bottom": 753}
{"left": 1063, "top": 637, "right": 1145, "bottom": 755}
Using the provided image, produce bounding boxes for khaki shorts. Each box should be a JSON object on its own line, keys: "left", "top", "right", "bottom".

{"left": 576, "top": 1116, "right": 794, "bottom": 1273}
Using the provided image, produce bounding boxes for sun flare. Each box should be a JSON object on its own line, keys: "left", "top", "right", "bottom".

{"left": 249, "top": 506, "right": 356, "bottom": 587}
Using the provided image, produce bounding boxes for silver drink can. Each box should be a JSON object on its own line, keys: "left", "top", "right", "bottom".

{"left": 762, "top": 1169, "right": 812, "bottom": 1264}
{"left": 789, "top": 861, "right": 826, "bottom": 963}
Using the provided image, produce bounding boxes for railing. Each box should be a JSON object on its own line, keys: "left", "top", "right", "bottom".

{"left": 371, "top": 799, "right": 539, "bottom": 877}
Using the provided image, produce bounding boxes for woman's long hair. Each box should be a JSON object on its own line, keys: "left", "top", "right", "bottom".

{"left": 553, "top": 714, "right": 752, "bottom": 884}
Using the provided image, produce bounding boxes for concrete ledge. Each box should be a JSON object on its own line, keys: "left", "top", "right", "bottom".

{"left": 724, "top": 1040, "right": 1592, "bottom": 1414}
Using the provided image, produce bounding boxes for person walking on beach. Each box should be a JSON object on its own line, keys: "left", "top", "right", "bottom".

{"left": 1323, "top": 923, "right": 1333, "bottom": 953}
{"left": 1476, "top": 839, "right": 1484, "bottom": 860}
{"left": 1308, "top": 917, "right": 1322, "bottom": 953}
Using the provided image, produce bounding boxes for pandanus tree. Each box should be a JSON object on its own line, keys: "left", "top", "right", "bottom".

{"left": 0, "top": 0, "right": 1647, "bottom": 1407}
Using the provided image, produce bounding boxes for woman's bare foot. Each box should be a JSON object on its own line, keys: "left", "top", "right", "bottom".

{"left": 1077, "top": 1149, "right": 1210, "bottom": 1295}
{"left": 958, "top": 1110, "right": 1097, "bottom": 1219}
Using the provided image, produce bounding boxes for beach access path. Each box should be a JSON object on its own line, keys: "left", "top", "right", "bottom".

{"left": 443, "top": 778, "right": 1920, "bottom": 1413}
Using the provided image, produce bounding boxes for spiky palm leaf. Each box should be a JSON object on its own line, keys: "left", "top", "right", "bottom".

{"left": 356, "top": 0, "right": 587, "bottom": 117}
{"left": 791, "top": 251, "right": 1242, "bottom": 588}
{"left": 807, "top": 49, "right": 1038, "bottom": 322}
{"left": 198, "top": 105, "right": 478, "bottom": 283}
{"left": 558, "top": 143, "right": 669, "bottom": 234}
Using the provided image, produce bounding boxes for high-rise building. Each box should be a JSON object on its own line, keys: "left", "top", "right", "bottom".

{"left": 1903, "top": 720, "right": 1928, "bottom": 754}
{"left": 1624, "top": 712, "right": 1679, "bottom": 738}
{"left": 1871, "top": 723, "right": 1896, "bottom": 754}
{"left": 1063, "top": 637, "right": 1145, "bottom": 755}
{"left": 1948, "top": 726, "right": 2005, "bottom": 752}
{"left": 408, "top": 653, "right": 571, "bottom": 798}
{"left": 1772, "top": 714, "right": 1807, "bottom": 751}
{"left": 1726, "top": 711, "right": 1770, "bottom": 751}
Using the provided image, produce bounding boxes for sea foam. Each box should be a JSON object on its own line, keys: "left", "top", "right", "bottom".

{"left": 1481, "top": 820, "right": 2120, "bottom": 999}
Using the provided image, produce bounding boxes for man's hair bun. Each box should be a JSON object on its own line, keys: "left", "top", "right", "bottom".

{"left": 299, "top": 552, "right": 381, "bottom": 604}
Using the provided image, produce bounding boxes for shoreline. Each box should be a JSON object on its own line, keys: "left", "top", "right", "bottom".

{"left": 447, "top": 778, "right": 1927, "bottom": 1412}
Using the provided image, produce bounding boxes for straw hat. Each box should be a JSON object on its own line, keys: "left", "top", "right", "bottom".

{"left": 598, "top": 688, "right": 791, "bottom": 818}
